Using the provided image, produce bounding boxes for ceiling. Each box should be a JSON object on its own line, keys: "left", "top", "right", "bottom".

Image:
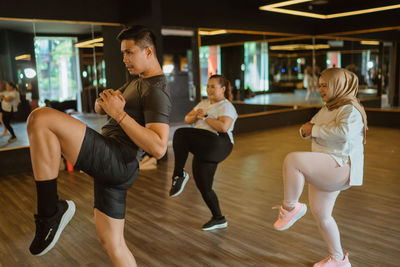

{"left": 0, "top": 0, "right": 399, "bottom": 40}
{"left": 0, "top": 19, "right": 102, "bottom": 35}
{"left": 262, "top": 0, "right": 400, "bottom": 15}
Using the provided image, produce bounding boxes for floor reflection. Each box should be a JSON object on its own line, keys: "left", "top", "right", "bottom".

{"left": 0, "top": 89, "right": 390, "bottom": 150}
{"left": 243, "top": 90, "right": 323, "bottom": 106}
{"left": 0, "top": 113, "right": 108, "bottom": 150}
{"left": 0, "top": 122, "right": 28, "bottom": 149}
{"left": 0, "top": 113, "right": 185, "bottom": 150}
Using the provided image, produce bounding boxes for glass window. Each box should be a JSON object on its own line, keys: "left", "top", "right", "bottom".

{"left": 244, "top": 41, "right": 269, "bottom": 92}
{"left": 326, "top": 52, "right": 341, "bottom": 68}
{"left": 34, "top": 37, "right": 82, "bottom": 105}
{"left": 199, "top": 45, "right": 221, "bottom": 97}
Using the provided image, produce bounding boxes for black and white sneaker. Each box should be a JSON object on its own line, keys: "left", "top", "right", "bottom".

{"left": 8, "top": 136, "right": 17, "bottom": 143}
{"left": 169, "top": 171, "right": 189, "bottom": 197}
{"left": 29, "top": 200, "right": 75, "bottom": 256}
{"left": 202, "top": 217, "right": 228, "bottom": 231}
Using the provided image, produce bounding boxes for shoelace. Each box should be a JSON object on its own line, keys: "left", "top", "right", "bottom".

{"left": 322, "top": 256, "right": 333, "bottom": 263}
{"left": 34, "top": 221, "right": 42, "bottom": 234}
{"left": 172, "top": 176, "right": 179, "bottom": 186}
{"left": 272, "top": 205, "right": 284, "bottom": 218}
{"left": 34, "top": 215, "right": 48, "bottom": 237}
{"left": 316, "top": 254, "right": 347, "bottom": 266}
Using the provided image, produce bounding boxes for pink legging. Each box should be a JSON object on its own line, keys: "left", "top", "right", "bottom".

{"left": 283, "top": 152, "right": 350, "bottom": 260}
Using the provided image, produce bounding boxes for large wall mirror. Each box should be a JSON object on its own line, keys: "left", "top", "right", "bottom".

{"left": 160, "top": 28, "right": 198, "bottom": 124}
{"left": 197, "top": 27, "right": 395, "bottom": 116}
{"left": 0, "top": 18, "right": 122, "bottom": 149}
{"left": 0, "top": 21, "right": 396, "bottom": 150}
{"left": 0, "top": 21, "right": 202, "bottom": 150}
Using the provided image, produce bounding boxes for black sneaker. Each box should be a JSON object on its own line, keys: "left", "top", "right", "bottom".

{"left": 202, "top": 217, "right": 228, "bottom": 231}
{"left": 169, "top": 171, "right": 189, "bottom": 197}
{"left": 29, "top": 200, "right": 76, "bottom": 256}
{"left": 8, "top": 136, "right": 17, "bottom": 143}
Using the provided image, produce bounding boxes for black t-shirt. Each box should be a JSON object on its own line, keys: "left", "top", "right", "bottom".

{"left": 101, "top": 75, "right": 171, "bottom": 156}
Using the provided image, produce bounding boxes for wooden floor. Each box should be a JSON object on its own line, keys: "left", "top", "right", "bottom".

{"left": 0, "top": 125, "right": 399, "bottom": 267}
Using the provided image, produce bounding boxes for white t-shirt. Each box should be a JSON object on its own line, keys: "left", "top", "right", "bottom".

{"left": 193, "top": 99, "right": 238, "bottom": 143}
{"left": 1, "top": 90, "right": 20, "bottom": 112}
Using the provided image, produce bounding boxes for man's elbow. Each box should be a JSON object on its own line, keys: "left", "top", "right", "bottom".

{"left": 152, "top": 146, "right": 167, "bottom": 160}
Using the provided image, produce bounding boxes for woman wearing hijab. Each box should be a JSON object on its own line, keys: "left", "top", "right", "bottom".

{"left": 273, "top": 68, "right": 367, "bottom": 267}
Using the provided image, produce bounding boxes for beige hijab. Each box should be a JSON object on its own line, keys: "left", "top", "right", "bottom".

{"left": 320, "top": 68, "right": 368, "bottom": 144}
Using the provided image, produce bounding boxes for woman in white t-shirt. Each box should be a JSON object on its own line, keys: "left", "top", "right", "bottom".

{"left": 169, "top": 74, "right": 238, "bottom": 231}
{"left": 273, "top": 68, "right": 367, "bottom": 267}
{"left": 0, "top": 81, "right": 20, "bottom": 142}
{"left": 0, "top": 80, "right": 8, "bottom": 136}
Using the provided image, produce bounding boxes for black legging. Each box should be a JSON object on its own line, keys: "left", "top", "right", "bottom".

{"left": 2, "top": 111, "right": 16, "bottom": 138}
{"left": 173, "top": 127, "right": 233, "bottom": 219}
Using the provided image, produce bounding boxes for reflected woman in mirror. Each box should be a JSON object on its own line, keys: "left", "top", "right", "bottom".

{"left": 169, "top": 74, "right": 238, "bottom": 231}
{"left": 273, "top": 68, "right": 367, "bottom": 267}
{"left": 0, "top": 80, "right": 8, "bottom": 136}
{"left": 304, "top": 65, "right": 320, "bottom": 101}
{"left": 0, "top": 81, "right": 20, "bottom": 142}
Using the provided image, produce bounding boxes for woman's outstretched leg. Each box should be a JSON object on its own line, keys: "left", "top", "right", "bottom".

{"left": 309, "top": 185, "right": 343, "bottom": 260}
{"left": 309, "top": 185, "right": 351, "bottom": 266}
{"left": 192, "top": 156, "right": 227, "bottom": 230}
{"left": 192, "top": 157, "right": 222, "bottom": 218}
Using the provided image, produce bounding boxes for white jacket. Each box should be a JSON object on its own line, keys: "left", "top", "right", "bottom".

{"left": 301, "top": 104, "right": 365, "bottom": 186}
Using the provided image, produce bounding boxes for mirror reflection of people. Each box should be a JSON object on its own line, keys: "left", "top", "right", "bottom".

{"left": 0, "top": 81, "right": 20, "bottom": 142}
{"left": 169, "top": 74, "right": 238, "bottom": 231}
{"left": 44, "top": 99, "right": 52, "bottom": 108}
{"left": 27, "top": 25, "right": 171, "bottom": 266}
{"left": 273, "top": 68, "right": 367, "bottom": 267}
{"left": 304, "top": 66, "right": 319, "bottom": 101}
{"left": 0, "top": 80, "right": 8, "bottom": 136}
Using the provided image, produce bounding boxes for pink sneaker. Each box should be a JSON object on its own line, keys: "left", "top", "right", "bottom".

{"left": 313, "top": 253, "right": 351, "bottom": 267}
{"left": 273, "top": 202, "right": 307, "bottom": 231}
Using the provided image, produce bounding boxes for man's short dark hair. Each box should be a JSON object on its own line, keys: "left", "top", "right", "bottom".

{"left": 117, "top": 25, "right": 156, "bottom": 50}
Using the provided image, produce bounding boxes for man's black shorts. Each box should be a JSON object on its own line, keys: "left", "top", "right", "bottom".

{"left": 74, "top": 127, "right": 139, "bottom": 219}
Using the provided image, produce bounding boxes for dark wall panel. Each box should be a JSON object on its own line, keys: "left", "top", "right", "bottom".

{"left": 365, "top": 109, "right": 400, "bottom": 128}
{"left": 102, "top": 26, "right": 128, "bottom": 89}
{"left": 233, "top": 103, "right": 291, "bottom": 115}
{"left": 234, "top": 108, "right": 318, "bottom": 134}
{"left": 0, "top": 0, "right": 122, "bottom": 23}
{"left": 168, "top": 74, "right": 195, "bottom": 122}
{"left": 221, "top": 45, "right": 243, "bottom": 87}
{"left": 0, "top": 148, "right": 32, "bottom": 177}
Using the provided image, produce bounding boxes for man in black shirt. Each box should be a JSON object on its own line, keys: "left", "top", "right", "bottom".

{"left": 27, "top": 25, "right": 171, "bottom": 266}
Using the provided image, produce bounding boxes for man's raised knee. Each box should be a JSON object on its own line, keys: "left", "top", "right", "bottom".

{"left": 27, "top": 107, "right": 53, "bottom": 133}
